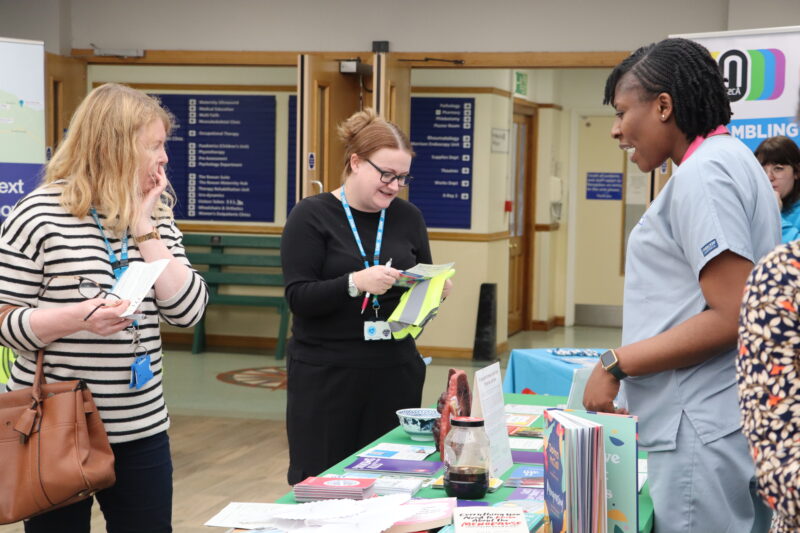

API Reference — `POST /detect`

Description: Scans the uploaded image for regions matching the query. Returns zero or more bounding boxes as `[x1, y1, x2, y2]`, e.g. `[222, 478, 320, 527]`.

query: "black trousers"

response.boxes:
[286, 355, 426, 485]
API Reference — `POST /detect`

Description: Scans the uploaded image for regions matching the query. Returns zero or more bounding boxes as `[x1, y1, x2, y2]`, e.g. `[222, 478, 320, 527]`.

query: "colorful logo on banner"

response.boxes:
[712, 48, 786, 102]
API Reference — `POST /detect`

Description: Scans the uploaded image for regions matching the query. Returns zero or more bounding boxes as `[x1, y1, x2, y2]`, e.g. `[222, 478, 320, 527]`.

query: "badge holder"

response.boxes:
[128, 328, 153, 389]
[364, 301, 391, 341]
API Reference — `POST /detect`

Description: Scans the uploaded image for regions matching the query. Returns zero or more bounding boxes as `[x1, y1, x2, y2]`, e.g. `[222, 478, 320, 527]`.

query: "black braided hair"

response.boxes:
[603, 38, 731, 142]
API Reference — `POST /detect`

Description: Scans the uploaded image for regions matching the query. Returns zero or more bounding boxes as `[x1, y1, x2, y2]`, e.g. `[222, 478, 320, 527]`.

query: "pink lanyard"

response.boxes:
[681, 125, 729, 163]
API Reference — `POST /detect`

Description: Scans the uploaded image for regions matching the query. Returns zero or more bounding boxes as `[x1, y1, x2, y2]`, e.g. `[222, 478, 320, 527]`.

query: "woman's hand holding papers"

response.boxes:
[353, 264, 401, 296]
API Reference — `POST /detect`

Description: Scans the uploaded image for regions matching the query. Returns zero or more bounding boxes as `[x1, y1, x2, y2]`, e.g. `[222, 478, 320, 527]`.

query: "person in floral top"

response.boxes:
[738, 240, 800, 533]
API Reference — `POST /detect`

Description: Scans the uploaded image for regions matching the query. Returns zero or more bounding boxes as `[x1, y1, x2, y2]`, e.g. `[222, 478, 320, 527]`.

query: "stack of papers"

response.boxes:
[393, 262, 455, 289]
[344, 457, 444, 477]
[505, 465, 544, 488]
[322, 473, 424, 497]
[293, 476, 376, 502]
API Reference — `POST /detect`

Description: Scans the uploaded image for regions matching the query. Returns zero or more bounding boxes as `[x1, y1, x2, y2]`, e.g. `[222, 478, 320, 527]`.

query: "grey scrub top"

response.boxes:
[620, 134, 780, 452]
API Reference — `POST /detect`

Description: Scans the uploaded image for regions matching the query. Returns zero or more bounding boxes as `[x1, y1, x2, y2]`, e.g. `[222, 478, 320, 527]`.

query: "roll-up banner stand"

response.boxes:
[0, 37, 45, 222]
[674, 26, 800, 151]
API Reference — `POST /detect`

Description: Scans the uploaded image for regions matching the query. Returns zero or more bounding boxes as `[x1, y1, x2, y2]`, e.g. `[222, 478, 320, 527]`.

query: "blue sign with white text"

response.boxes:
[0, 162, 42, 220]
[153, 93, 276, 222]
[409, 97, 474, 229]
[586, 172, 623, 200]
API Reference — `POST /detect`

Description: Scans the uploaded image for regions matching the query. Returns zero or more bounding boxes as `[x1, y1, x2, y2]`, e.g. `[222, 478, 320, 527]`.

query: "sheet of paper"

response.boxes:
[566, 366, 592, 410]
[504, 404, 546, 416]
[203, 501, 293, 529]
[508, 437, 543, 450]
[472, 362, 514, 478]
[111, 258, 170, 316]
[400, 262, 454, 277]
[358, 442, 435, 461]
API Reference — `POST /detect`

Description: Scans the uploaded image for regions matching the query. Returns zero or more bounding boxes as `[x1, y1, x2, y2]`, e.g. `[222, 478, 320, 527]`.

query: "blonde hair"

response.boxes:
[337, 108, 414, 181]
[42, 83, 175, 234]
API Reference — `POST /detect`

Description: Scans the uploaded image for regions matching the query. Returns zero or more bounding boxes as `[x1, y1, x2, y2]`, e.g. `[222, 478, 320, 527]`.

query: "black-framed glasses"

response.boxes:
[365, 158, 414, 187]
[42, 276, 120, 321]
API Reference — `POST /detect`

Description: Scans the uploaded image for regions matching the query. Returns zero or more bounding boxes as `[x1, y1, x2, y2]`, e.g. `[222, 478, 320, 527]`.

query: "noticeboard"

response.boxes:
[152, 93, 277, 223]
[409, 97, 474, 229]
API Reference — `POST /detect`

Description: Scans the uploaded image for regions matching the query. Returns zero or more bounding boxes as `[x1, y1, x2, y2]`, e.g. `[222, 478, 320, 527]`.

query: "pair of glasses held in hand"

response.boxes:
[42, 275, 126, 321]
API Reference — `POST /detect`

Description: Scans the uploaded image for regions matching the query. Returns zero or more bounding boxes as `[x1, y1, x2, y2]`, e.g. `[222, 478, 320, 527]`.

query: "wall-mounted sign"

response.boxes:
[409, 97, 474, 229]
[586, 172, 623, 200]
[491, 128, 509, 153]
[153, 93, 276, 222]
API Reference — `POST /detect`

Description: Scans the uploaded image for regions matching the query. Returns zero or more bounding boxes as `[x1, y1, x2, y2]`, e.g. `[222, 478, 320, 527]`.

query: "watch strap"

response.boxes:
[133, 228, 160, 244]
[602, 349, 627, 380]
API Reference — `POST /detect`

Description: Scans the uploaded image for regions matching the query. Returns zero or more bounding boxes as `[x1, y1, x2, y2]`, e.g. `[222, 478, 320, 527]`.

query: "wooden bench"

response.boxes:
[183, 234, 289, 359]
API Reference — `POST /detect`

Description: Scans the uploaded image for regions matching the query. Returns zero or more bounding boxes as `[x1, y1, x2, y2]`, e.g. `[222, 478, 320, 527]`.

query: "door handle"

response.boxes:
[311, 180, 324, 194]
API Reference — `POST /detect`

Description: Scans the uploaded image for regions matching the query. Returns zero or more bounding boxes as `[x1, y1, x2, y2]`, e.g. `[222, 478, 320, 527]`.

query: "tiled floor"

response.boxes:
[163, 326, 622, 420]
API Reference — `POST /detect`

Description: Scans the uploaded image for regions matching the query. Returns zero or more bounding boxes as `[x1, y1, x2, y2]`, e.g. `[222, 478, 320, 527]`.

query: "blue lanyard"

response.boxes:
[340, 188, 385, 311]
[90, 208, 129, 281]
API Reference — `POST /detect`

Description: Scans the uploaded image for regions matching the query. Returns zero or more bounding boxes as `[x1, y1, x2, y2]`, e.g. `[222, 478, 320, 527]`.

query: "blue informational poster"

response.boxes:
[287, 94, 297, 216]
[586, 172, 623, 200]
[153, 93, 276, 222]
[409, 97, 474, 229]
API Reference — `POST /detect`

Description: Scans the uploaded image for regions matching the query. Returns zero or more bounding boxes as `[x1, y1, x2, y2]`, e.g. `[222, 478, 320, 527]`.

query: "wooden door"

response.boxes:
[373, 53, 411, 199]
[508, 110, 535, 334]
[296, 54, 361, 201]
[45, 53, 86, 154]
[372, 52, 410, 134]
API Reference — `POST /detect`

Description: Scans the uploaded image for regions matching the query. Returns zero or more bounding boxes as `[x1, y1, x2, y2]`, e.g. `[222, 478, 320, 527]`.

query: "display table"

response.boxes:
[502, 348, 602, 396]
[277, 393, 653, 533]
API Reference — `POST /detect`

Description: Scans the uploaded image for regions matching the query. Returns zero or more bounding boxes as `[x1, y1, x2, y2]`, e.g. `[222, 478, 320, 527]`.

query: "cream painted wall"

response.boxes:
[574, 115, 625, 307]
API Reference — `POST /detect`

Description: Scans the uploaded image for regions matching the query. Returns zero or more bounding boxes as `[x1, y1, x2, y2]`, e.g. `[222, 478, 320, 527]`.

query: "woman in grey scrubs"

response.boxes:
[582, 38, 778, 533]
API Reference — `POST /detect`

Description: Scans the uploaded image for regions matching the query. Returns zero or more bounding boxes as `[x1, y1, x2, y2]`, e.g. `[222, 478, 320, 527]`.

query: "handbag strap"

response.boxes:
[0, 305, 45, 401]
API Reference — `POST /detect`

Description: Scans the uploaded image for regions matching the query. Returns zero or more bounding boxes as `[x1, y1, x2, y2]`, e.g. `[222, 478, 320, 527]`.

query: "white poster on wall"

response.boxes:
[675, 26, 800, 151]
[0, 37, 45, 221]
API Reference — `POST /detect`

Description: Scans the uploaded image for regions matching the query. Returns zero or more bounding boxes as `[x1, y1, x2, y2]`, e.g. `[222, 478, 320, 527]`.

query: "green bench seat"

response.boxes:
[183, 234, 289, 359]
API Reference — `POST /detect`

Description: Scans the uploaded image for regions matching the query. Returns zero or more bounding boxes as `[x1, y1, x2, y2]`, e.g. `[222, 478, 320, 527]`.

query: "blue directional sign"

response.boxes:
[409, 97, 474, 229]
[153, 93, 276, 222]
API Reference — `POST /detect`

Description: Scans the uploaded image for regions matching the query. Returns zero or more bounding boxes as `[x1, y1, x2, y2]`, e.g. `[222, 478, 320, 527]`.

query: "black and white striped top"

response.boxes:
[0, 184, 208, 443]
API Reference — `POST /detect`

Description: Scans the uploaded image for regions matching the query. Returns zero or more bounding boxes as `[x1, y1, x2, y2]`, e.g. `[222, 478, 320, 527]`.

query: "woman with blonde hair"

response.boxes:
[281, 108, 451, 484]
[0, 82, 208, 532]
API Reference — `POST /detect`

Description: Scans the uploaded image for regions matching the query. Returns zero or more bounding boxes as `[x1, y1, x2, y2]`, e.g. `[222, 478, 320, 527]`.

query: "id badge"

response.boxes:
[364, 320, 391, 341]
[129, 353, 154, 389]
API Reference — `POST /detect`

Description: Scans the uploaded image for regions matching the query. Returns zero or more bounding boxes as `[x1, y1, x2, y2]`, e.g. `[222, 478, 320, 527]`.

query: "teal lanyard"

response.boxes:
[340, 188, 385, 312]
[90, 208, 129, 281]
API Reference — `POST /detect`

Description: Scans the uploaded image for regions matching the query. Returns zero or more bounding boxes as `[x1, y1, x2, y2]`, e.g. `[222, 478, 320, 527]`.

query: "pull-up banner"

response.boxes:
[677, 26, 800, 151]
[0, 37, 44, 222]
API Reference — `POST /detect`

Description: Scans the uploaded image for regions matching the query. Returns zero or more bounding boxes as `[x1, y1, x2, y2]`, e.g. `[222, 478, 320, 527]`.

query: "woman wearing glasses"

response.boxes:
[0, 83, 208, 532]
[281, 108, 452, 484]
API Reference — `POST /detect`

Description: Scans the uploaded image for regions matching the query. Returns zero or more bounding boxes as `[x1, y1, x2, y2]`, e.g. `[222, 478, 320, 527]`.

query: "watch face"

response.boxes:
[600, 350, 616, 368]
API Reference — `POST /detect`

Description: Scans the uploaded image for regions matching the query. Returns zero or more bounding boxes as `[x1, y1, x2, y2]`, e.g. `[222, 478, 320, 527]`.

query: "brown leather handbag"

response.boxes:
[0, 305, 116, 524]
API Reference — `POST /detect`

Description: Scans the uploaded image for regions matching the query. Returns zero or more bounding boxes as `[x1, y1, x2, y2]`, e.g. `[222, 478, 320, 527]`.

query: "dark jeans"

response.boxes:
[24, 431, 173, 533]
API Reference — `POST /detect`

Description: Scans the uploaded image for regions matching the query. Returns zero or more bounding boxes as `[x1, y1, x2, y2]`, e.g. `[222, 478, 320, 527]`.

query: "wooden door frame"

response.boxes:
[513, 99, 538, 331]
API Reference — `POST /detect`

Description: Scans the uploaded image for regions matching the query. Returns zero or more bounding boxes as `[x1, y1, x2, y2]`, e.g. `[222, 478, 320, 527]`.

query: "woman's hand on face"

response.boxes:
[353, 265, 401, 295]
[138, 164, 168, 232]
[80, 298, 135, 336]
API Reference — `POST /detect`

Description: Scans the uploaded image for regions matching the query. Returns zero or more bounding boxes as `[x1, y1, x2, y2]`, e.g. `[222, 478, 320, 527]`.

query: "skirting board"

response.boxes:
[529, 316, 566, 331]
[574, 305, 623, 327]
[163, 332, 508, 359]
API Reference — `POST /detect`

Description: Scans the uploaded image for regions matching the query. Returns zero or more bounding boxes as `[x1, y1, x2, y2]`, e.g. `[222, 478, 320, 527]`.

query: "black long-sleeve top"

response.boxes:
[281, 192, 432, 368]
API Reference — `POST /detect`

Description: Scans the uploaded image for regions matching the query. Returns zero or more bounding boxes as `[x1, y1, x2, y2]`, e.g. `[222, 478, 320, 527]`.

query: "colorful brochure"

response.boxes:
[344, 456, 444, 477]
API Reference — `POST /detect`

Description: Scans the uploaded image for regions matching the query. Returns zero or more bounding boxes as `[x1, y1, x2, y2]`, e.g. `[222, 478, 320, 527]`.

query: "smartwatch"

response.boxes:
[347, 273, 362, 298]
[599, 349, 627, 380]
